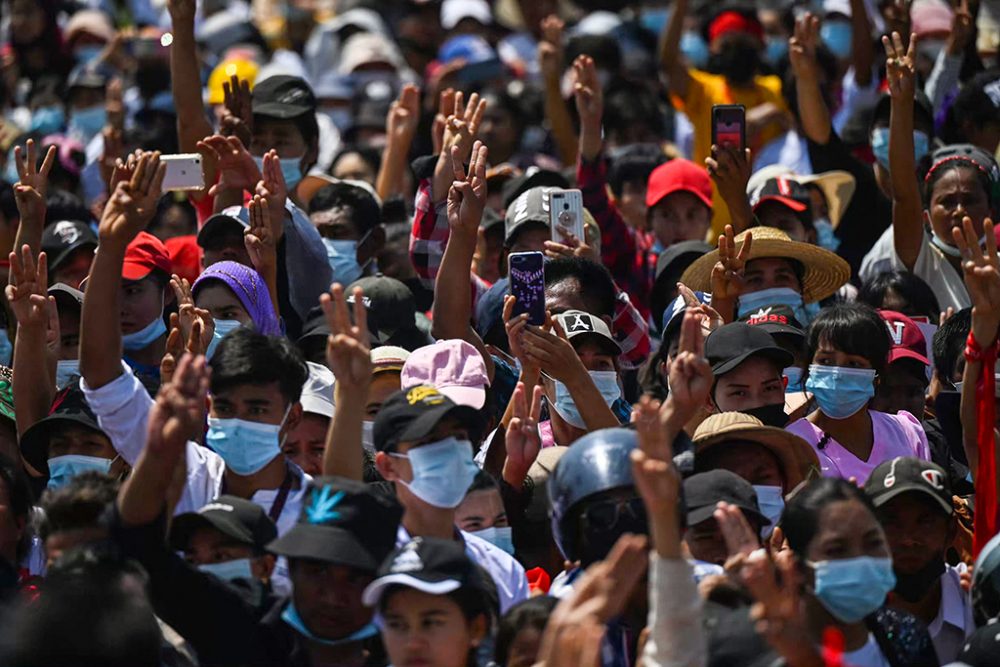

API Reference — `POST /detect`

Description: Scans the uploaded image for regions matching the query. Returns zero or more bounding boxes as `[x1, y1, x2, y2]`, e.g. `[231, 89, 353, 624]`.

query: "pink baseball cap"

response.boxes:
[879, 310, 929, 366]
[401, 340, 490, 409]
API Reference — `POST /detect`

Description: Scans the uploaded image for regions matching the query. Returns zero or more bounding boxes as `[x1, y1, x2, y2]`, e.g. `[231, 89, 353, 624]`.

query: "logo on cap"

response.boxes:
[306, 486, 344, 525]
[406, 386, 445, 406]
[390, 540, 424, 573]
[921, 469, 945, 490]
[885, 321, 906, 346]
[567, 313, 593, 333]
[53, 221, 82, 245]
[200, 503, 235, 514]
[346, 294, 372, 308]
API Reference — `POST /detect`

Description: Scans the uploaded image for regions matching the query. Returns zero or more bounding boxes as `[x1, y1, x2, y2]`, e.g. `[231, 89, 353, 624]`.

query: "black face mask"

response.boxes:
[743, 403, 789, 428]
[893, 555, 946, 602]
[708, 42, 760, 86]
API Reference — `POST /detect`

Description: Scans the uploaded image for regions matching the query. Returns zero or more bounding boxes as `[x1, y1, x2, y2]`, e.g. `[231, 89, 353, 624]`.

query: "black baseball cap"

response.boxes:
[373, 385, 484, 453]
[362, 536, 493, 607]
[738, 304, 804, 339]
[20, 385, 107, 476]
[705, 322, 793, 376]
[863, 456, 953, 516]
[41, 220, 98, 272]
[650, 240, 712, 326]
[169, 495, 278, 552]
[347, 275, 431, 349]
[268, 477, 403, 572]
[683, 469, 770, 527]
[48, 283, 84, 313]
[252, 75, 317, 119]
[197, 206, 249, 249]
[748, 176, 812, 216]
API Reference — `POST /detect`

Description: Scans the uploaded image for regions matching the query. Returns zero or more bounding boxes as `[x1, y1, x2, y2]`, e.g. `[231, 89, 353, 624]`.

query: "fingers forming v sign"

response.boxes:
[447, 140, 488, 235]
[666, 310, 714, 419]
[953, 217, 1000, 344]
[504, 381, 543, 483]
[320, 284, 373, 391]
[711, 224, 752, 301]
[14, 138, 57, 197]
[882, 31, 917, 99]
[6, 245, 48, 328]
[245, 194, 277, 273]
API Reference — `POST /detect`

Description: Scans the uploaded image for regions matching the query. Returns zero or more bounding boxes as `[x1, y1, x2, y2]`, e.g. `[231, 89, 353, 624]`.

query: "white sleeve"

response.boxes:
[642, 556, 706, 667]
[80, 363, 154, 466]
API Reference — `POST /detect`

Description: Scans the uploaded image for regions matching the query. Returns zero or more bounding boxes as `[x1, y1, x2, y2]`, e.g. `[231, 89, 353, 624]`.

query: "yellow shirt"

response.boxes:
[671, 69, 789, 236]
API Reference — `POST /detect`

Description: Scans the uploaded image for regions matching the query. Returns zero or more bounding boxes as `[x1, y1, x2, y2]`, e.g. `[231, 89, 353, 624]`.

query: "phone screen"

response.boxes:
[712, 105, 746, 150]
[508, 252, 546, 326]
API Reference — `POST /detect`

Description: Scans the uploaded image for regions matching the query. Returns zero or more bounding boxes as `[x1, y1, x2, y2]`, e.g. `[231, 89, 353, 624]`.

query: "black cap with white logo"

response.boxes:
[863, 457, 953, 516]
[41, 220, 98, 272]
[252, 75, 317, 119]
[169, 495, 277, 551]
[362, 537, 493, 607]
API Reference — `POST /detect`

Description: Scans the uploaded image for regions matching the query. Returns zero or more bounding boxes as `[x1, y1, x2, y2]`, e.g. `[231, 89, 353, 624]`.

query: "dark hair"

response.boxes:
[209, 328, 309, 404]
[940, 70, 1000, 145]
[44, 189, 93, 226]
[804, 303, 892, 377]
[858, 270, 941, 322]
[479, 88, 527, 134]
[782, 477, 878, 556]
[0, 546, 161, 667]
[0, 454, 34, 561]
[149, 193, 197, 239]
[0, 182, 18, 223]
[544, 257, 617, 319]
[932, 308, 972, 382]
[308, 181, 381, 235]
[330, 145, 382, 179]
[603, 86, 666, 145]
[565, 34, 621, 74]
[467, 470, 500, 495]
[38, 472, 119, 542]
[494, 596, 558, 666]
[923, 157, 995, 211]
[607, 144, 667, 198]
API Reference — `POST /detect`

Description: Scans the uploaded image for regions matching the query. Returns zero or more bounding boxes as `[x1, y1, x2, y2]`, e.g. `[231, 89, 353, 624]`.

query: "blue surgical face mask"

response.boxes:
[784, 366, 804, 393]
[820, 21, 852, 60]
[805, 364, 876, 419]
[752, 485, 784, 536]
[199, 558, 254, 582]
[814, 217, 841, 252]
[551, 370, 622, 429]
[870, 128, 929, 170]
[680, 31, 710, 69]
[473, 526, 514, 555]
[765, 38, 788, 65]
[56, 359, 81, 390]
[206, 405, 290, 476]
[122, 314, 167, 351]
[282, 601, 379, 645]
[47, 454, 116, 490]
[810, 556, 896, 622]
[391, 437, 478, 509]
[322, 236, 366, 286]
[69, 105, 107, 142]
[252, 155, 303, 190]
[30, 105, 65, 134]
[74, 45, 103, 65]
[736, 287, 808, 322]
[206, 319, 244, 359]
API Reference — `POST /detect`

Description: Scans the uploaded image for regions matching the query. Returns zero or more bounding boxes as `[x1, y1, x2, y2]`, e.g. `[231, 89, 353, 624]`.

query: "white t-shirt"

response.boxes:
[842, 633, 891, 667]
[928, 565, 975, 664]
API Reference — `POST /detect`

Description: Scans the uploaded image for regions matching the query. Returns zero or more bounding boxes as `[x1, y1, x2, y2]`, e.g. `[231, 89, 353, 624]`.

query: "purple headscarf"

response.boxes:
[192, 261, 282, 336]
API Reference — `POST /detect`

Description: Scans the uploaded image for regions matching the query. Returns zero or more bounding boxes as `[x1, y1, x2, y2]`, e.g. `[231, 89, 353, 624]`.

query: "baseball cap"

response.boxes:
[739, 304, 805, 339]
[879, 310, 930, 366]
[474, 278, 508, 343]
[661, 291, 711, 343]
[251, 75, 316, 119]
[347, 275, 431, 350]
[122, 231, 171, 281]
[645, 158, 712, 210]
[165, 235, 202, 286]
[705, 322, 793, 376]
[554, 310, 622, 356]
[362, 537, 493, 606]
[373, 385, 484, 452]
[169, 495, 278, 552]
[863, 456, 952, 516]
[441, 0, 492, 30]
[197, 206, 250, 249]
[65, 10, 115, 45]
[501, 169, 568, 209]
[269, 477, 403, 572]
[372, 346, 410, 374]
[301, 362, 335, 419]
[504, 187, 554, 245]
[748, 176, 811, 215]
[337, 32, 403, 75]
[683, 469, 769, 527]
[20, 385, 108, 476]
[41, 220, 98, 272]
[911, 1, 953, 37]
[401, 340, 490, 409]
[650, 241, 712, 325]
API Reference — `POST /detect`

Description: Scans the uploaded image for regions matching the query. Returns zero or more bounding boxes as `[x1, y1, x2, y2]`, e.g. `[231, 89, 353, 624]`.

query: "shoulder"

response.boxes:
[785, 418, 820, 444]
[876, 411, 929, 450]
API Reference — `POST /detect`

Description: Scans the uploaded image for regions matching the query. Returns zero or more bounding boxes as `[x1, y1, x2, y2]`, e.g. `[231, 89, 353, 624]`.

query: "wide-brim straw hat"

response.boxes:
[680, 226, 850, 304]
[746, 167, 856, 229]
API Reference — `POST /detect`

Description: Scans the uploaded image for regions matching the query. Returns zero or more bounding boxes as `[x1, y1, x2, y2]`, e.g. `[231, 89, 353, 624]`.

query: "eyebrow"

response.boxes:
[463, 515, 484, 522]
[243, 399, 273, 407]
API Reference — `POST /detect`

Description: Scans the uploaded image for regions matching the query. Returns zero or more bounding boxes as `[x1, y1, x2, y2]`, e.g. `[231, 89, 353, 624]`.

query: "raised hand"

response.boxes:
[148, 353, 209, 459]
[788, 12, 821, 79]
[166, 0, 196, 23]
[13, 139, 56, 203]
[665, 311, 713, 421]
[503, 295, 549, 372]
[543, 228, 600, 264]
[197, 135, 261, 196]
[442, 91, 487, 163]
[716, 501, 762, 566]
[446, 140, 488, 236]
[573, 55, 603, 132]
[432, 88, 456, 156]
[255, 150, 289, 224]
[882, 31, 917, 99]
[538, 15, 566, 82]
[954, 217, 1000, 346]
[503, 381, 543, 489]
[220, 74, 253, 145]
[632, 395, 670, 460]
[245, 194, 278, 275]
[631, 396, 683, 558]
[948, 0, 975, 55]
[706, 145, 753, 217]
[521, 318, 585, 382]
[387, 84, 421, 146]
[106, 78, 125, 131]
[321, 284, 373, 391]
[169, 275, 214, 353]
[710, 225, 752, 304]
[6, 245, 49, 328]
[98, 151, 166, 249]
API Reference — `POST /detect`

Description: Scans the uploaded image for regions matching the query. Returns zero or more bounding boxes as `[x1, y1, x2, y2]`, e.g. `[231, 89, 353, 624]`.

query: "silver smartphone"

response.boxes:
[160, 153, 204, 191]
[549, 188, 585, 244]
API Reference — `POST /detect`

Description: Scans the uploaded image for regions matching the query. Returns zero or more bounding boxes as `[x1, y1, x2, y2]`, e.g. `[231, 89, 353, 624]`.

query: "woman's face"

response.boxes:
[926, 166, 992, 242]
[194, 283, 252, 325]
[805, 498, 891, 564]
[810, 338, 874, 371]
[382, 588, 485, 667]
[332, 152, 376, 185]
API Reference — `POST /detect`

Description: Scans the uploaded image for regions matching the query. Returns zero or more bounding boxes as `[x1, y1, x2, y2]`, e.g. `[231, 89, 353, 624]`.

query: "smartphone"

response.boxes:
[160, 154, 204, 191]
[711, 104, 746, 150]
[549, 189, 585, 244]
[508, 251, 546, 326]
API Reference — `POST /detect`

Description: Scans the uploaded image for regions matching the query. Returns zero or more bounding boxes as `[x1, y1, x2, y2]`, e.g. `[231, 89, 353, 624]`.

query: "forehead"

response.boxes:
[931, 166, 985, 195]
[212, 381, 284, 402]
[253, 118, 303, 139]
[745, 257, 798, 274]
[545, 279, 589, 313]
[813, 499, 879, 541]
[194, 282, 242, 307]
[717, 355, 784, 383]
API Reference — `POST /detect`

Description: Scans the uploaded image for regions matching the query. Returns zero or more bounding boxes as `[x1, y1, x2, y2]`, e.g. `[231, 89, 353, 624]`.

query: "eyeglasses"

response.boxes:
[581, 497, 646, 531]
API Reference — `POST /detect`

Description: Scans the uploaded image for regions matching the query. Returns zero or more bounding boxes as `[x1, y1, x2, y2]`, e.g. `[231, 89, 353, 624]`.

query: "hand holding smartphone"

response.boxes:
[508, 251, 546, 326]
[160, 153, 204, 191]
[711, 104, 746, 151]
[549, 188, 585, 244]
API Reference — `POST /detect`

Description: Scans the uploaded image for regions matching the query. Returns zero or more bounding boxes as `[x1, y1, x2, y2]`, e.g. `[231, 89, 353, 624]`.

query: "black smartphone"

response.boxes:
[508, 251, 546, 326]
[711, 104, 746, 150]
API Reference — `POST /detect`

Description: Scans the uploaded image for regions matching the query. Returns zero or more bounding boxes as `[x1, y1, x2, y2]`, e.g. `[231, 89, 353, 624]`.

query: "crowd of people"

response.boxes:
[0, 0, 1000, 665]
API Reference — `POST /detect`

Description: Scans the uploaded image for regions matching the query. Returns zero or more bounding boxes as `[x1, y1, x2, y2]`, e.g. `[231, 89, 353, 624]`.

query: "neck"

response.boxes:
[810, 408, 874, 459]
[401, 494, 458, 540]
[126, 335, 166, 366]
[806, 596, 870, 651]
[305, 639, 368, 667]
[888, 579, 943, 625]
[224, 455, 287, 498]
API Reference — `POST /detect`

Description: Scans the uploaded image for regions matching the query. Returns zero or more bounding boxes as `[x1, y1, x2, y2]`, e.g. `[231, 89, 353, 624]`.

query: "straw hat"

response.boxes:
[746, 166, 856, 229]
[680, 226, 850, 304]
[693, 412, 819, 489]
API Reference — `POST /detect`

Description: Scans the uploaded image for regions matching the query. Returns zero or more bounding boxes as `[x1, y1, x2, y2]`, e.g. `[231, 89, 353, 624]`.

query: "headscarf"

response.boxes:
[192, 261, 282, 336]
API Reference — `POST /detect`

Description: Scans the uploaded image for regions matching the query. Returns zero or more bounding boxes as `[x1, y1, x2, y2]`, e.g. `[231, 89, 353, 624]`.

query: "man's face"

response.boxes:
[455, 488, 508, 533]
[508, 224, 550, 255]
[119, 277, 164, 334]
[57, 306, 81, 360]
[366, 372, 402, 420]
[375, 417, 470, 491]
[712, 356, 785, 413]
[872, 361, 928, 418]
[649, 192, 711, 247]
[48, 424, 116, 460]
[209, 381, 300, 441]
[618, 181, 648, 231]
[282, 413, 329, 477]
[201, 231, 252, 269]
[290, 559, 374, 639]
[251, 118, 307, 161]
[876, 492, 951, 576]
[184, 525, 255, 565]
[755, 204, 814, 244]
[685, 518, 728, 566]
[697, 441, 785, 489]
[331, 153, 376, 184]
[741, 258, 802, 295]
[51, 247, 94, 289]
[574, 338, 616, 373]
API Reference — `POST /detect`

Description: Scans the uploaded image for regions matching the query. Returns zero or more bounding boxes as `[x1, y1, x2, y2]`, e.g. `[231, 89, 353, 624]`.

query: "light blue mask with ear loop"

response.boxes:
[809, 557, 896, 622]
[47, 454, 118, 490]
[752, 485, 784, 536]
[389, 437, 479, 509]
[282, 602, 379, 646]
[322, 230, 371, 286]
[206, 319, 244, 359]
[252, 155, 303, 190]
[122, 307, 168, 351]
[56, 359, 81, 389]
[206, 404, 291, 475]
[199, 558, 254, 582]
[548, 371, 622, 429]
[472, 526, 515, 555]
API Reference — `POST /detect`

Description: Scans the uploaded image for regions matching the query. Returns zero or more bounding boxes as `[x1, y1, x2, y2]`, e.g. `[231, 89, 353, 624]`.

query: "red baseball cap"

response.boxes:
[164, 234, 202, 285]
[879, 310, 929, 366]
[646, 159, 713, 210]
[122, 231, 172, 281]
